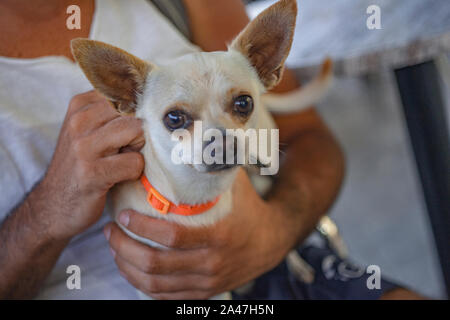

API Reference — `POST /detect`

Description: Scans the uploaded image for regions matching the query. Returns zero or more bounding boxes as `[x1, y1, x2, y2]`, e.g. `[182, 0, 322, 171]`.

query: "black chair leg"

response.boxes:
[395, 61, 450, 298]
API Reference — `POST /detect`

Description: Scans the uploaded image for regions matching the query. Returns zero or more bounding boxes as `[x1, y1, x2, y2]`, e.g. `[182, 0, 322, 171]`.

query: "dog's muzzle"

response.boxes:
[203, 133, 239, 172]
[205, 163, 238, 172]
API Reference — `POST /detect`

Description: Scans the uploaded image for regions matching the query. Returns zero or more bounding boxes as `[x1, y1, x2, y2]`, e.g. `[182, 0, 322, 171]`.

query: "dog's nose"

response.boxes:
[203, 130, 238, 171]
[206, 163, 237, 172]
[203, 136, 232, 162]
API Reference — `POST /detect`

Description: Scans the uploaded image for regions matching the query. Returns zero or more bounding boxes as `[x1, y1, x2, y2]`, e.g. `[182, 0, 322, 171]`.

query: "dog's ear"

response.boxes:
[230, 0, 297, 90]
[71, 38, 152, 114]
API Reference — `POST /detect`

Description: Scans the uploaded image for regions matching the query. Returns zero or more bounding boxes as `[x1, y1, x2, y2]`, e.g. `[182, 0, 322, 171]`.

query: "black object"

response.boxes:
[395, 61, 450, 298]
[233, 243, 399, 300]
[149, 0, 191, 40]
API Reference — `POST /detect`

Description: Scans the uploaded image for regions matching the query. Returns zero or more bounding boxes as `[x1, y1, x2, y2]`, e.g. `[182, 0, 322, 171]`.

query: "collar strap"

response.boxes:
[140, 175, 220, 216]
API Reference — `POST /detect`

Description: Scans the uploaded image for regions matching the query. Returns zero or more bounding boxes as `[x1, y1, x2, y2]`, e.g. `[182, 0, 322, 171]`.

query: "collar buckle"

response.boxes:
[146, 187, 170, 214]
[140, 175, 220, 216]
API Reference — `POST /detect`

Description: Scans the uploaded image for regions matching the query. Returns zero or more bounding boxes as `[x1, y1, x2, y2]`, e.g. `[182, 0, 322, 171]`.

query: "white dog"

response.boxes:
[71, 0, 331, 299]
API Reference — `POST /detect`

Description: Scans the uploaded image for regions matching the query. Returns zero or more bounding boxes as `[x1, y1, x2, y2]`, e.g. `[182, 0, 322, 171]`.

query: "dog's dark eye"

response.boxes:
[163, 110, 192, 131]
[233, 95, 253, 116]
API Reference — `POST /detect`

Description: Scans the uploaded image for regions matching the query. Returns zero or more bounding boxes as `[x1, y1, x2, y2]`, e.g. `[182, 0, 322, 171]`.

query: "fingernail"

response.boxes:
[110, 247, 116, 258]
[119, 212, 130, 227]
[104, 227, 111, 240]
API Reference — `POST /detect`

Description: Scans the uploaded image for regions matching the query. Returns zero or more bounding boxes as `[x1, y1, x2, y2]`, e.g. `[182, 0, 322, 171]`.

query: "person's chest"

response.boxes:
[0, 0, 94, 60]
[0, 0, 199, 203]
[0, 0, 200, 299]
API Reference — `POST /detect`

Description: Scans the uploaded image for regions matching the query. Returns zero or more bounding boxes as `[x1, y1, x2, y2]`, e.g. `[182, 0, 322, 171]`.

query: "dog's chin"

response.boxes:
[193, 163, 240, 175]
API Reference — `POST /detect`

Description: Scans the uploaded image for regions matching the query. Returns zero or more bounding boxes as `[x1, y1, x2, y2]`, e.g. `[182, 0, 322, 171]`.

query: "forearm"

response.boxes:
[0, 182, 70, 299]
[267, 111, 345, 247]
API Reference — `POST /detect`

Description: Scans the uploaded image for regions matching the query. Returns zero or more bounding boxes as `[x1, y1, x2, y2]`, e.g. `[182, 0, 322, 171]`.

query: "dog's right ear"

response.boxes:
[71, 38, 152, 114]
[230, 0, 297, 90]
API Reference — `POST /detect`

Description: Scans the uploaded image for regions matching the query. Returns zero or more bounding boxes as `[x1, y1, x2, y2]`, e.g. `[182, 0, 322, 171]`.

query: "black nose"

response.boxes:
[206, 163, 237, 172]
[203, 130, 238, 171]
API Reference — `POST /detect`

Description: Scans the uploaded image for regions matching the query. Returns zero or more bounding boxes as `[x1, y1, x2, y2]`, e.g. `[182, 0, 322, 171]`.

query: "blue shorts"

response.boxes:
[232, 242, 399, 300]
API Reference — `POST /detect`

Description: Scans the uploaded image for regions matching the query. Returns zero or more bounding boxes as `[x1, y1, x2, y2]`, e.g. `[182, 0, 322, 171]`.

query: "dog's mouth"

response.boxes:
[203, 157, 269, 173]
[204, 163, 239, 173]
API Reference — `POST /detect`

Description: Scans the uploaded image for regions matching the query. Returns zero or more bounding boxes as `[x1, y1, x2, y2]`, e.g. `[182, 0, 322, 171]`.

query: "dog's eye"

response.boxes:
[163, 110, 192, 131]
[233, 95, 254, 116]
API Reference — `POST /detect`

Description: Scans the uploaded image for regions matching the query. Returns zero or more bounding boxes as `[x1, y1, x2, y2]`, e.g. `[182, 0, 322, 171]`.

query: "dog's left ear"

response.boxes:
[230, 0, 297, 90]
[71, 38, 152, 114]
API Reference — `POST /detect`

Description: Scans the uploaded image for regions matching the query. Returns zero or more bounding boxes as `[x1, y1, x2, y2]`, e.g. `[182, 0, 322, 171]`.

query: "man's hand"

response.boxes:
[104, 170, 297, 300]
[39, 91, 144, 240]
[0, 90, 145, 298]
[104, 104, 345, 300]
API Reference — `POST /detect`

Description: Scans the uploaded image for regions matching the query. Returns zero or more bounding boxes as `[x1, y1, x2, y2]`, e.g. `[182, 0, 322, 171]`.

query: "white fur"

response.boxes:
[109, 50, 274, 301]
[108, 46, 327, 301]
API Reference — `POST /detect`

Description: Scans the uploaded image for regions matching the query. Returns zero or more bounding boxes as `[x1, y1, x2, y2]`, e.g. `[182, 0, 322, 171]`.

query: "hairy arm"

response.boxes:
[268, 110, 345, 245]
[0, 186, 70, 299]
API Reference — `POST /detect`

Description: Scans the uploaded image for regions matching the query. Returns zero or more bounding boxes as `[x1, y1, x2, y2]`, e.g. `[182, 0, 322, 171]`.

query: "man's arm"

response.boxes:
[268, 110, 345, 245]
[0, 91, 144, 299]
[0, 190, 70, 299]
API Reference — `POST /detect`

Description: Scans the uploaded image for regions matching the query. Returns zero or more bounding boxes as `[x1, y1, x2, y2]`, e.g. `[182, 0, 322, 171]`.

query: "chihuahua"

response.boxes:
[72, 0, 331, 298]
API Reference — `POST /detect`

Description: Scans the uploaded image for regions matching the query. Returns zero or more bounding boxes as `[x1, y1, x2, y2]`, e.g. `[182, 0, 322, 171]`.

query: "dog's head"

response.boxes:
[71, 0, 296, 177]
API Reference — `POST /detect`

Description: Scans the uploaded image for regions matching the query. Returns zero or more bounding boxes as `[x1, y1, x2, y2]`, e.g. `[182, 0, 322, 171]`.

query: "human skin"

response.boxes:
[0, 88, 145, 298]
[0, 0, 419, 300]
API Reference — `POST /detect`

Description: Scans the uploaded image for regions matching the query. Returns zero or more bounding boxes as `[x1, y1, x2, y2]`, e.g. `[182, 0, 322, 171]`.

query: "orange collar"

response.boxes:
[140, 175, 220, 216]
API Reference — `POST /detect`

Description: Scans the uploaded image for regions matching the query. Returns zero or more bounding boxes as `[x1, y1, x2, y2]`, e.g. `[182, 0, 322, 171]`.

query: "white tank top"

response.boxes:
[0, 0, 198, 299]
